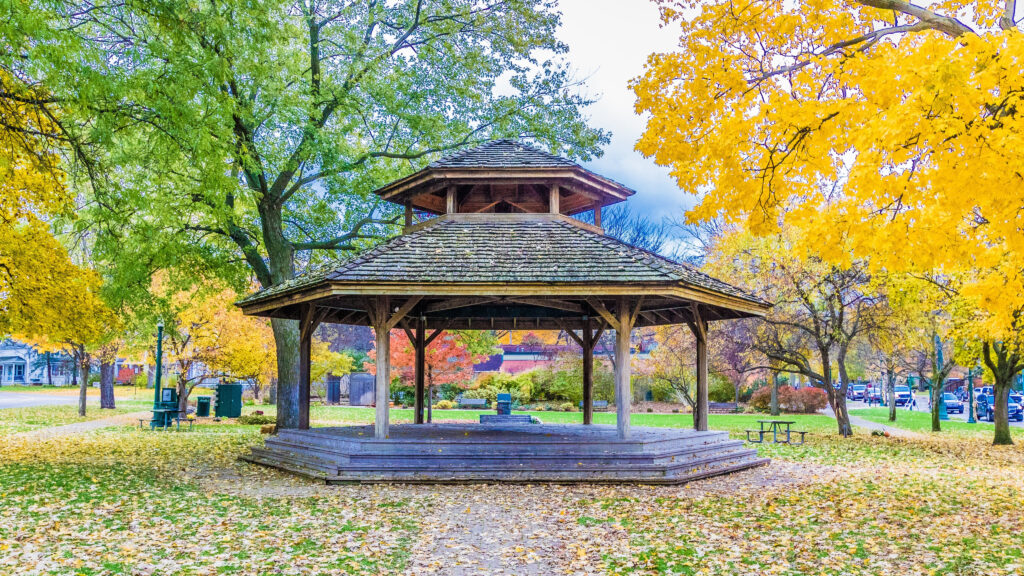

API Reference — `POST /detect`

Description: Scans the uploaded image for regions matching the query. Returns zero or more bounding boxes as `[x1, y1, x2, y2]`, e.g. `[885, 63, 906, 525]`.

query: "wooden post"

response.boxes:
[298, 304, 315, 430]
[446, 186, 457, 214]
[404, 202, 413, 227]
[582, 316, 594, 425]
[594, 205, 602, 229]
[615, 296, 632, 440]
[549, 184, 560, 214]
[689, 305, 709, 432]
[414, 317, 426, 424]
[373, 296, 391, 439]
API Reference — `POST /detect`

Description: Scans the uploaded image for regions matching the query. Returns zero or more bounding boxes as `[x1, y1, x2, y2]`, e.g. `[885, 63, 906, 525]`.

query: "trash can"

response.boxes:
[195, 396, 211, 417]
[214, 383, 243, 418]
[349, 373, 375, 406]
[326, 376, 341, 405]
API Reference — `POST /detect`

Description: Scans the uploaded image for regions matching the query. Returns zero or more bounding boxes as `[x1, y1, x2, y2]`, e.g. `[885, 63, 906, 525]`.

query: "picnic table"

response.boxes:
[140, 408, 194, 431]
[746, 419, 806, 445]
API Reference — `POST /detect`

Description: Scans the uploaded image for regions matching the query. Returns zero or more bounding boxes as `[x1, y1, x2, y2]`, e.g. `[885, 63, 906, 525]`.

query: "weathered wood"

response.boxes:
[689, 305, 709, 432]
[594, 205, 602, 228]
[582, 316, 594, 426]
[446, 185, 457, 214]
[587, 298, 620, 330]
[414, 317, 426, 425]
[404, 202, 412, 226]
[549, 184, 560, 214]
[244, 423, 769, 484]
[298, 303, 315, 430]
[615, 296, 633, 440]
[373, 296, 391, 439]
[385, 295, 422, 330]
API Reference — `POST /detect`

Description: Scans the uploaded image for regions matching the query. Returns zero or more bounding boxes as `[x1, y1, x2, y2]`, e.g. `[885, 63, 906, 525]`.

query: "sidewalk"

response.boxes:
[11, 411, 151, 440]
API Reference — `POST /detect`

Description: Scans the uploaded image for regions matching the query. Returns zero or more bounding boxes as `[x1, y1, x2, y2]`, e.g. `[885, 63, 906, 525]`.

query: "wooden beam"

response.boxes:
[423, 297, 500, 314]
[688, 304, 709, 432]
[615, 296, 633, 440]
[373, 296, 391, 439]
[385, 296, 423, 330]
[446, 185, 457, 214]
[404, 202, 412, 226]
[586, 298, 619, 330]
[629, 296, 645, 328]
[424, 318, 454, 346]
[557, 320, 584, 347]
[594, 204, 602, 229]
[297, 303, 316, 430]
[414, 318, 426, 425]
[549, 184, 560, 214]
[582, 316, 595, 425]
[504, 297, 584, 314]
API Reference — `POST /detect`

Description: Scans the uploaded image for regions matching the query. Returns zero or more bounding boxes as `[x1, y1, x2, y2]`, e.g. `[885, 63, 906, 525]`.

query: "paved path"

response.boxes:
[0, 392, 77, 409]
[11, 411, 151, 440]
[846, 414, 923, 439]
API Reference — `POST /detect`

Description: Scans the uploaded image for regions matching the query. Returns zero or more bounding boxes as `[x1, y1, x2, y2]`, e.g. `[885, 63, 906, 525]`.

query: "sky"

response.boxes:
[556, 0, 691, 223]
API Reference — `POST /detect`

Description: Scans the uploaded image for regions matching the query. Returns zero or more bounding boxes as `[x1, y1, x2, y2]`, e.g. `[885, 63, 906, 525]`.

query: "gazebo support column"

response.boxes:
[370, 295, 422, 439]
[414, 318, 426, 424]
[562, 318, 606, 426]
[614, 299, 633, 439]
[689, 305, 709, 432]
[582, 321, 594, 425]
[297, 304, 328, 430]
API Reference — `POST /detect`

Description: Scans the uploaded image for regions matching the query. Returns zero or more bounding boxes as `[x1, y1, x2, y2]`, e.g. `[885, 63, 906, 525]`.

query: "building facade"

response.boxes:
[0, 339, 76, 386]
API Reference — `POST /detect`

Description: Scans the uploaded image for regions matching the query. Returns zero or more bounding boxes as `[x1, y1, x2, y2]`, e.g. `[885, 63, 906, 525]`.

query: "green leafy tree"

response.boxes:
[10, 1, 607, 428]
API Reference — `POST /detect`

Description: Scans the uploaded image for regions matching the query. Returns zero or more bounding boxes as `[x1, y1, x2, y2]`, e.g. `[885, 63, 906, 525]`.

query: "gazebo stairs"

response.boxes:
[242, 424, 769, 484]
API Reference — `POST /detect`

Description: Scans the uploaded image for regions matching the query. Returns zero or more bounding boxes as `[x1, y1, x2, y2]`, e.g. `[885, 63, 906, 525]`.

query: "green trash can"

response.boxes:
[214, 383, 243, 418]
[196, 396, 211, 418]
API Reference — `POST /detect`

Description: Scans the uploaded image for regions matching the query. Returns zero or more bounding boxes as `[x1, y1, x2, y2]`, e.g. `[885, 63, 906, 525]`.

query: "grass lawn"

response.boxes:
[850, 407, 1024, 439]
[3, 403, 1024, 575]
[0, 400, 151, 434]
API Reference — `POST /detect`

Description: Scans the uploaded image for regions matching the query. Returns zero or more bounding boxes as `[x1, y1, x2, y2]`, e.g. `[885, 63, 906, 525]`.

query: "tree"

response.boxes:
[13, 1, 607, 430]
[709, 230, 881, 436]
[648, 324, 697, 408]
[633, 1, 1024, 431]
[368, 330, 482, 422]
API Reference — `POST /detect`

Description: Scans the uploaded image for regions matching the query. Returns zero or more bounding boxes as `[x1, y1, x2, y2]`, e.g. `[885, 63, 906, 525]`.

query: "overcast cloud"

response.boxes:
[557, 0, 691, 223]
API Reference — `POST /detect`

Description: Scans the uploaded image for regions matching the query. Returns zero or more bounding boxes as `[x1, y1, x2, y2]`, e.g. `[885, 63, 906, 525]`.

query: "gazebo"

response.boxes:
[238, 140, 770, 483]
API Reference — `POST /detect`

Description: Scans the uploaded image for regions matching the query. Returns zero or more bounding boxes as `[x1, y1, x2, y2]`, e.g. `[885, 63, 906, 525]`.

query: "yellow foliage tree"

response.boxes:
[634, 0, 1024, 443]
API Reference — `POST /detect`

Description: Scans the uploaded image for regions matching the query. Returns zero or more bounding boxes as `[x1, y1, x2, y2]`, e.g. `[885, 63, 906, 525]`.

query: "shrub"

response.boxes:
[750, 385, 828, 414]
[559, 402, 575, 412]
[434, 399, 456, 410]
[708, 375, 736, 403]
[238, 414, 275, 425]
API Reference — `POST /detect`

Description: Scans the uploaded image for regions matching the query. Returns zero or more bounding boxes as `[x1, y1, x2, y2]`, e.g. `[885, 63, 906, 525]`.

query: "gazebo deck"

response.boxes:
[243, 423, 769, 484]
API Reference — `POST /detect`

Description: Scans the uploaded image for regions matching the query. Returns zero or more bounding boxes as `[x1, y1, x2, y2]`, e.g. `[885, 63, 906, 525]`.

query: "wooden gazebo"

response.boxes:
[238, 140, 770, 483]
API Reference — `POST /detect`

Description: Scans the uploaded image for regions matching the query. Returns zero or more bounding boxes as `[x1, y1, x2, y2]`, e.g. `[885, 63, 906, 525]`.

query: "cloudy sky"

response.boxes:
[557, 0, 692, 223]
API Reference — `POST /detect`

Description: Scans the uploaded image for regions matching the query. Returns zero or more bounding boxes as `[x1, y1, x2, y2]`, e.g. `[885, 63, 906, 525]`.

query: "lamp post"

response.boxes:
[967, 364, 977, 424]
[153, 320, 164, 407]
[935, 335, 949, 421]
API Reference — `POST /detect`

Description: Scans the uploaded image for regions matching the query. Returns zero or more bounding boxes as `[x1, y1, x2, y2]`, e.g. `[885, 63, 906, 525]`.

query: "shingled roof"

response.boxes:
[238, 215, 765, 309]
[427, 139, 578, 169]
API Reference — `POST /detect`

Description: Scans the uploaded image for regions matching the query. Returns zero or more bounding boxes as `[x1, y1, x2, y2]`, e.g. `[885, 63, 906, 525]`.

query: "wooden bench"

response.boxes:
[579, 400, 610, 411]
[709, 402, 739, 414]
[457, 398, 488, 409]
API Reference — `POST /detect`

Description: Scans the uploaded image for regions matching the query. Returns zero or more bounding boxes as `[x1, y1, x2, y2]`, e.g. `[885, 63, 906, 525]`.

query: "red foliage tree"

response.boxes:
[366, 330, 483, 419]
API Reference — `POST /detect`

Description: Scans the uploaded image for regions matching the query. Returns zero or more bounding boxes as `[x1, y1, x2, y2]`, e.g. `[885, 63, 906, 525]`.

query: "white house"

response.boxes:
[0, 339, 76, 386]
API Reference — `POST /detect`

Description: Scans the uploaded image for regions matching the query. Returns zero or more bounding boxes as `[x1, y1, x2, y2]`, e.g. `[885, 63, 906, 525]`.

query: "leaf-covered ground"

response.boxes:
[1, 405, 1022, 575]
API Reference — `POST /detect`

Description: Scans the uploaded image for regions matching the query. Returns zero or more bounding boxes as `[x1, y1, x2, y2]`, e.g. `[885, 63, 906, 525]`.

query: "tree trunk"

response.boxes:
[99, 360, 116, 409]
[930, 380, 941, 432]
[887, 371, 896, 422]
[46, 352, 53, 386]
[983, 341, 1021, 446]
[830, 353, 853, 437]
[770, 372, 780, 416]
[178, 379, 190, 415]
[271, 318, 301, 429]
[77, 347, 90, 417]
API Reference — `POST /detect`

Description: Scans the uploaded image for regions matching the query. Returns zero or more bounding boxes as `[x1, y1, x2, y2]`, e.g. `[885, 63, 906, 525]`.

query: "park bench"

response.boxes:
[578, 400, 610, 411]
[457, 398, 488, 409]
[138, 414, 194, 431]
[709, 402, 739, 414]
[745, 420, 807, 445]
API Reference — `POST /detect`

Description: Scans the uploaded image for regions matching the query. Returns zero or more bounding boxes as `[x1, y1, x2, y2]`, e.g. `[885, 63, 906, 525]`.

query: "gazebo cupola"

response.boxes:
[374, 139, 632, 230]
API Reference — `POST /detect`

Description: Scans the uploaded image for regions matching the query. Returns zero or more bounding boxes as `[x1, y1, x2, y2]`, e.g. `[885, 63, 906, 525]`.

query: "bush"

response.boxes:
[750, 385, 828, 414]
[238, 414, 276, 425]
[708, 375, 736, 403]
[434, 399, 456, 410]
[559, 402, 575, 412]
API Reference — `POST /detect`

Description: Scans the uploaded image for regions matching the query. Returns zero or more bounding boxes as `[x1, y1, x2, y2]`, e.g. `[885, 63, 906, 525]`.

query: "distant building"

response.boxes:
[0, 339, 75, 385]
[473, 341, 652, 375]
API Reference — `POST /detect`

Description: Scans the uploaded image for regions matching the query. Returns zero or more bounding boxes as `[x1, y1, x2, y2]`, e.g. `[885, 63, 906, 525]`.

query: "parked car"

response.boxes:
[942, 393, 964, 414]
[975, 392, 1024, 422]
[867, 386, 883, 403]
[894, 385, 913, 406]
[847, 385, 867, 401]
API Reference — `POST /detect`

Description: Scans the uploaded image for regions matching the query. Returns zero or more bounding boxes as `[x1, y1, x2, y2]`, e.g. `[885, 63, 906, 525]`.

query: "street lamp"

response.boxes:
[153, 320, 164, 407]
[967, 362, 978, 424]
